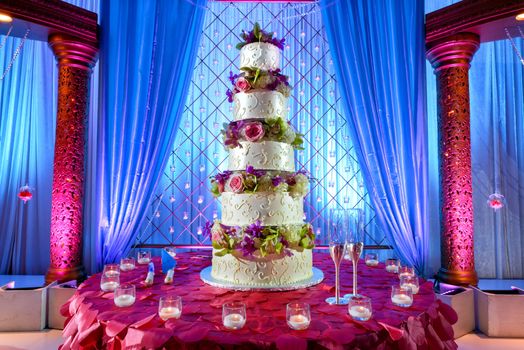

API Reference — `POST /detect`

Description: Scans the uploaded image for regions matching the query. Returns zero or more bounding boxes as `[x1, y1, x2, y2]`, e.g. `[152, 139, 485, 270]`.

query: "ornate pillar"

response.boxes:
[427, 33, 480, 286]
[45, 34, 98, 284]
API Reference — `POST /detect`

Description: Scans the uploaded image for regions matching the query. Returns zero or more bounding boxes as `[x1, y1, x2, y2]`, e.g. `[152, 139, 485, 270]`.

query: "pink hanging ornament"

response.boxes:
[487, 193, 505, 210]
[18, 185, 33, 203]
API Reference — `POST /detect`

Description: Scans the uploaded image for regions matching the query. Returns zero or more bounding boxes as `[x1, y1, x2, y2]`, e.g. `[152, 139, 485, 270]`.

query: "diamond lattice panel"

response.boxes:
[135, 1, 389, 249]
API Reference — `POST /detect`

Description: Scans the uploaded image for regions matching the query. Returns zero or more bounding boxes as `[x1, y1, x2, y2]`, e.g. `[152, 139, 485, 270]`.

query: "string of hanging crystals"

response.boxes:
[505, 26, 524, 66]
[0, 27, 30, 81]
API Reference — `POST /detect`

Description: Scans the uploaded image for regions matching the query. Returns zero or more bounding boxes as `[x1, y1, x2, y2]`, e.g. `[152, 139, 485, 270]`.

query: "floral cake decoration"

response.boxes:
[222, 117, 303, 149]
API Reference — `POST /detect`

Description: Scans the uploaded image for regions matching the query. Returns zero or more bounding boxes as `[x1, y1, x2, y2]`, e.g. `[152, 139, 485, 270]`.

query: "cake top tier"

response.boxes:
[237, 22, 284, 71]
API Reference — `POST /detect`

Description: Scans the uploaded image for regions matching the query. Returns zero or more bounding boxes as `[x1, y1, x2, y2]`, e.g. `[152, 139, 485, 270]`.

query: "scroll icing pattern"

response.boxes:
[239, 42, 280, 71]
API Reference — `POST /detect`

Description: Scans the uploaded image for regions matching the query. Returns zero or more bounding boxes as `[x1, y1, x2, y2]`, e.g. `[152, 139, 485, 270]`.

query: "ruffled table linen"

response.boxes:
[61, 252, 458, 349]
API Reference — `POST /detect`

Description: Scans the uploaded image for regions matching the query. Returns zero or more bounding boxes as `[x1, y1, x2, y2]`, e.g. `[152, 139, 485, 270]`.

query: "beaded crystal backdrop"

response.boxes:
[135, 1, 389, 250]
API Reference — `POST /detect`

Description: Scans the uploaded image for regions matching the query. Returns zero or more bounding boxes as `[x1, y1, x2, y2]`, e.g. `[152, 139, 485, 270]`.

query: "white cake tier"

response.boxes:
[239, 42, 281, 70]
[233, 90, 287, 121]
[211, 249, 313, 287]
[228, 141, 295, 172]
[221, 192, 304, 226]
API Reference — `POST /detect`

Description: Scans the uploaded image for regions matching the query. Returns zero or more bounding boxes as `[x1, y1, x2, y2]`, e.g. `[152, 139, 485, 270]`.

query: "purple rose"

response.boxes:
[272, 176, 283, 187]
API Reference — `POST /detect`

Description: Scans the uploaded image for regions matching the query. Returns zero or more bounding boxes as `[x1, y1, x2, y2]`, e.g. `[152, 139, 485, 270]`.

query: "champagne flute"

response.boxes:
[344, 208, 364, 299]
[325, 209, 349, 305]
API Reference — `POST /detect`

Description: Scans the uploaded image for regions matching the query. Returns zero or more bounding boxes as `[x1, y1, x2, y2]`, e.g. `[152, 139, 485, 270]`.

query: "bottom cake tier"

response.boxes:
[211, 249, 313, 287]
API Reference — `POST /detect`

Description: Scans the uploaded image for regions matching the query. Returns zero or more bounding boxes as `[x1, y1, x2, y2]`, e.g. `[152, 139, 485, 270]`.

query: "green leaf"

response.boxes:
[212, 241, 223, 250]
[236, 42, 245, 50]
[214, 248, 229, 257]
[253, 68, 261, 85]
[253, 22, 261, 40]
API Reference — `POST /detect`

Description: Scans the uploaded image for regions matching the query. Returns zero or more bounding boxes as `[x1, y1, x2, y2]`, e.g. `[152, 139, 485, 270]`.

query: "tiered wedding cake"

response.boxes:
[205, 24, 315, 288]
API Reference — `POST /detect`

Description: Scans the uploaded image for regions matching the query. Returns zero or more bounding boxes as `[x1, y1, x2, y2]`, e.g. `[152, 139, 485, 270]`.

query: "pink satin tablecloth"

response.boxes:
[61, 252, 458, 349]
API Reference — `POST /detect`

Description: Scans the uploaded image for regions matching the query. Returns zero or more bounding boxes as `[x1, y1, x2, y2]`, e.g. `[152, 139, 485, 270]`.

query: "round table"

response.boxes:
[60, 252, 458, 349]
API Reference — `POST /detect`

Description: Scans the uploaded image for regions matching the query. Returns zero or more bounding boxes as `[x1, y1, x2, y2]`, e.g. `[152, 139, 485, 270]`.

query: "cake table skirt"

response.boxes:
[60, 252, 458, 349]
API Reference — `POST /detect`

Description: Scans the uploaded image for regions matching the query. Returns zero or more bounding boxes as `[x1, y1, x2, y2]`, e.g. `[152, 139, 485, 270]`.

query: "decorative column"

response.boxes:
[45, 34, 98, 284]
[426, 33, 480, 286]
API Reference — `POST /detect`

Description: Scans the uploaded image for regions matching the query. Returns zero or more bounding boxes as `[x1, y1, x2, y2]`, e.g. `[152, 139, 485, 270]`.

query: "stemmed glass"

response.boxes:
[325, 208, 349, 305]
[344, 208, 364, 299]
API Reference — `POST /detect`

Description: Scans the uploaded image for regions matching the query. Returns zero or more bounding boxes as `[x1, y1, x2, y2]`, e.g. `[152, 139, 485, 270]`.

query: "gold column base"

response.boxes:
[437, 267, 478, 286]
[45, 265, 86, 285]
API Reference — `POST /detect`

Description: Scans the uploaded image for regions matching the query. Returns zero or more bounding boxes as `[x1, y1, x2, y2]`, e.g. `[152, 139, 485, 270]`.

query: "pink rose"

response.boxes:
[225, 173, 244, 193]
[235, 77, 251, 92]
[212, 228, 223, 244]
[218, 182, 225, 193]
[243, 122, 265, 142]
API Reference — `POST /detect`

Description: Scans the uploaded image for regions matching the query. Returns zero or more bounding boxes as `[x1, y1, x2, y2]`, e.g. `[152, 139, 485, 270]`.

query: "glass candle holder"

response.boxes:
[348, 295, 372, 321]
[399, 266, 415, 279]
[114, 284, 136, 307]
[391, 285, 413, 308]
[365, 253, 379, 267]
[137, 251, 151, 265]
[158, 295, 182, 320]
[120, 257, 136, 271]
[385, 258, 400, 273]
[100, 273, 120, 292]
[286, 302, 311, 330]
[103, 264, 120, 277]
[400, 275, 420, 294]
[222, 302, 246, 330]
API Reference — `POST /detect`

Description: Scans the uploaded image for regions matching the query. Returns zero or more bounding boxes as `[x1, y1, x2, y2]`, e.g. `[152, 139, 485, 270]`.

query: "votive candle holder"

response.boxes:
[222, 302, 246, 330]
[400, 275, 420, 294]
[365, 253, 379, 267]
[398, 266, 415, 279]
[114, 284, 136, 307]
[391, 285, 413, 308]
[348, 295, 372, 321]
[286, 302, 311, 330]
[137, 251, 151, 265]
[385, 258, 400, 273]
[158, 295, 182, 320]
[120, 257, 136, 271]
[103, 264, 120, 277]
[100, 273, 119, 292]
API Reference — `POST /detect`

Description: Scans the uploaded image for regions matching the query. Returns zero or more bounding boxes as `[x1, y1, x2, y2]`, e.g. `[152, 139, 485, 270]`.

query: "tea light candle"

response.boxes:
[114, 294, 136, 307]
[223, 313, 245, 329]
[100, 281, 119, 292]
[120, 262, 135, 271]
[391, 294, 413, 307]
[137, 257, 151, 264]
[386, 265, 399, 273]
[349, 305, 372, 319]
[159, 306, 181, 320]
[399, 266, 415, 278]
[288, 314, 310, 330]
[105, 270, 119, 277]
[401, 282, 419, 294]
[365, 259, 379, 267]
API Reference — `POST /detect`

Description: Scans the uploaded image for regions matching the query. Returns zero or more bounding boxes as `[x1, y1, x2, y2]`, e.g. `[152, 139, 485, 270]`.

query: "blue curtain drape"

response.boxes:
[321, 0, 429, 274]
[0, 38, 56, 274]
[0, 0, 98, 275]
[86, 0, 207, 270]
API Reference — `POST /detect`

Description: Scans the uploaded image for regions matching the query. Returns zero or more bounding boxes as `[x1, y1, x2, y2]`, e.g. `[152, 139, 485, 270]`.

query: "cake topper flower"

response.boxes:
[236, 22, 286, 50]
